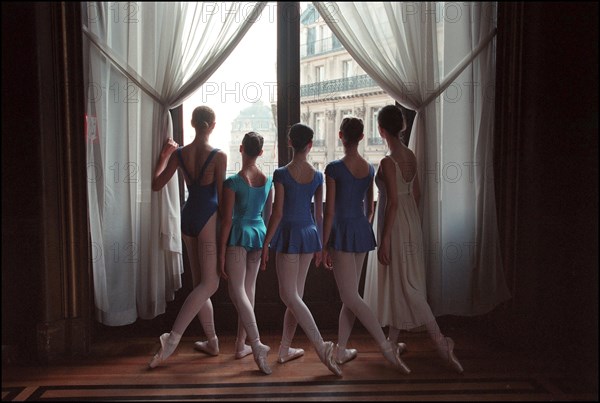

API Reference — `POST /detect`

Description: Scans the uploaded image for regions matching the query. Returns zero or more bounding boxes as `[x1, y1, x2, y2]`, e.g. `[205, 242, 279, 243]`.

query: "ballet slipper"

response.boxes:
[387, 337, 408, 355]
[439, 337, 464, 374]
[335, 344, 358, 365]
[235, 344, 253, 359]
[383, 340, 411, 374]
[317, 341, 343, 376]
[387, 337, 408, 354]
[398, 342, 408, 355]
[277, 347, 305, 363]
[148, 333, 178, 368]
[193, 337, 219, 356]
[252, 343, 272, 375]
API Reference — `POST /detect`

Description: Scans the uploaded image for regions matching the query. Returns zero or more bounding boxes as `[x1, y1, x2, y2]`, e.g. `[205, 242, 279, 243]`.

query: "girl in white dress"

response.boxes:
[363, 105, 463, 374]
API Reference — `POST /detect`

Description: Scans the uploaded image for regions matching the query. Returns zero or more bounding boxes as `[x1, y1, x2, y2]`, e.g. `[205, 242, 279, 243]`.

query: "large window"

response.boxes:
[82, 1, 505, 325]
[183, 3, 278, 179]
[182, 1, 400, 175]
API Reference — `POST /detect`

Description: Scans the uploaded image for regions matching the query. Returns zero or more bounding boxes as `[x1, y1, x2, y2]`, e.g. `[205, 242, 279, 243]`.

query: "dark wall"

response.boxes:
[1, 2, 45, 360]
[2, 2, 90, 363]
[510, 1, 598, 372]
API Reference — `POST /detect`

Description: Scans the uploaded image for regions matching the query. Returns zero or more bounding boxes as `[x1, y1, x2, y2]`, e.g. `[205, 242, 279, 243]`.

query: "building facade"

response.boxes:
[299, 4, 395, 173]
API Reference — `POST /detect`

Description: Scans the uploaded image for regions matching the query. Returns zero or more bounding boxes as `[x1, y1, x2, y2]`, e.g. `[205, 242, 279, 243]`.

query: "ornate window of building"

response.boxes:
[313, 112, 325, 147]
[368, 107, 384, 146]
[342, 60, 353, 79]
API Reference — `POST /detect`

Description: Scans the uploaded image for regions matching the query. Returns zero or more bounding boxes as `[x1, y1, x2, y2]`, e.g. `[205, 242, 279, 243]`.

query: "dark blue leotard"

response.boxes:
[269, 167, 323, 254]
[325, 160, 376, 253]
[176, 147, 219, 237]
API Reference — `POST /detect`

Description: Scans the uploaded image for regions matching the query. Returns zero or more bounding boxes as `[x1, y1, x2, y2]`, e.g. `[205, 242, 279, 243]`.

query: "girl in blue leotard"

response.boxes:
[149, 106, 227, 368]
[261, 123, 342, 377]
[218, 132, 273, 375]
[321, 117, 410, 374]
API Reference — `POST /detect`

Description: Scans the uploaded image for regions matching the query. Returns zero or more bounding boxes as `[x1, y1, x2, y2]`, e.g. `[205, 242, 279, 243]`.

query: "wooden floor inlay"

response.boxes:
[3, 330, 597, 401]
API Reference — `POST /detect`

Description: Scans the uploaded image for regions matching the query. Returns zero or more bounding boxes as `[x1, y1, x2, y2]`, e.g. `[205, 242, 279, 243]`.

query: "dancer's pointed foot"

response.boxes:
[439, 337, 463, 374]
[317, 341, 343, 376]
[193, 337, 219, 356]
[252, 343, 272, 375]
[383, 340, 411, 374]
[335, 344, 357, 365]
[277, 346, 305, 363]
[149, 333, 178, 369]
[386, 337, 408, 355]
[398, 342, 408, 355]
[235, 344, 253, 359]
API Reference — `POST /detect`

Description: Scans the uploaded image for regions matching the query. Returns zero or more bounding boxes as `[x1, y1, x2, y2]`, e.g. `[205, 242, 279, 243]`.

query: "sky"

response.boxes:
[182, 3, 279, 156]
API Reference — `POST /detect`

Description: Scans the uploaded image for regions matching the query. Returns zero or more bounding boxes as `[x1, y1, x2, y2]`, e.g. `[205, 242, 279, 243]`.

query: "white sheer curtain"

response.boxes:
[314, 2, 510, 315]
[82, 2, 266, 325]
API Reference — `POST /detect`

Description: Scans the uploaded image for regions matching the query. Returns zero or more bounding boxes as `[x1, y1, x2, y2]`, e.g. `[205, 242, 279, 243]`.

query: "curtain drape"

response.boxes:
[82, 2, 266, 325]
[314, 2, 510, 315]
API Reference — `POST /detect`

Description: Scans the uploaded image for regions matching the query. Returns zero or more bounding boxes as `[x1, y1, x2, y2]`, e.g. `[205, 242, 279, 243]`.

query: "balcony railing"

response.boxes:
[301, 37, 343, 58]
[300, 75, 378, 98]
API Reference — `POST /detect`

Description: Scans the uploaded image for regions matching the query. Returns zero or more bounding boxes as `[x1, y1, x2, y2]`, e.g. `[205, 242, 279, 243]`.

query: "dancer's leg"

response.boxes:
[234, 249, 260, 359]
[276, 253, 341, 376]
[149, 215, 220, 368]
[424, 319, 463, 373]
[172, 217, 220, 336]
[278, 253, 308, 362]
[185, 214, 220, 355]
[332, 250, 410, 373]
[335, 252, 364, 363]
[185, 228, 217, 342]
[226, 246, 271, 374]
[388, 326, 401, 343]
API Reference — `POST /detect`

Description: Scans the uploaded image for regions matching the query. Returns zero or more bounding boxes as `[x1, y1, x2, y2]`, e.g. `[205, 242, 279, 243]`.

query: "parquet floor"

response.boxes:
[2, 326, 598, 401]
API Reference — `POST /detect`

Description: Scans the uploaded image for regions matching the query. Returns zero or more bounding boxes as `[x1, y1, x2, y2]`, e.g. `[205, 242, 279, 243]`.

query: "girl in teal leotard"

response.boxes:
[218, 132, 274, 375]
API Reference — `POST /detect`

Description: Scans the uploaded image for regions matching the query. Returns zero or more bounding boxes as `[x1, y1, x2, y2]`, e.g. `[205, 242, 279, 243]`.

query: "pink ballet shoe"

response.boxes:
[277, 347, 305, 363]
[252, 343, 272, 375]
[386, 337, 408, 355]
[193, 337, 219, 356]
[398, 342, 408, 355]
[383, 340, 411, 374]
[439, 337, 463, 374]
[148, 333, 178, 369]
[317, 341, 343, 376]
[235, 344, 253, 359]
[335, 344, 358, 365]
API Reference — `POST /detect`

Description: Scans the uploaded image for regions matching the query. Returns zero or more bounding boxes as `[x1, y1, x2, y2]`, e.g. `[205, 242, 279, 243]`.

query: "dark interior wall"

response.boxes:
[511, 2, 598, 371]
[2, 2, 89, 363]
[1, 2, 45, 360]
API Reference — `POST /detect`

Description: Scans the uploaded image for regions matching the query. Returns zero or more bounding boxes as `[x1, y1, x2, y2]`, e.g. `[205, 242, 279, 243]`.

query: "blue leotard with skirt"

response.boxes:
[325, 160, 376, 253]
[224, 174, 273, 251]
[269, 167, 323, 254]
[176, 147, 219, 237]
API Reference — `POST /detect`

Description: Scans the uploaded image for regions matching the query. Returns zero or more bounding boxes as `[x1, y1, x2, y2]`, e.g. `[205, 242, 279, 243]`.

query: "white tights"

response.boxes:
[276, 253, 325, 351]
[172, 213, 220, 337]
[388, 321, 446, 350]
[225, 246, 262, 344]
[332, 251, 388, 350]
